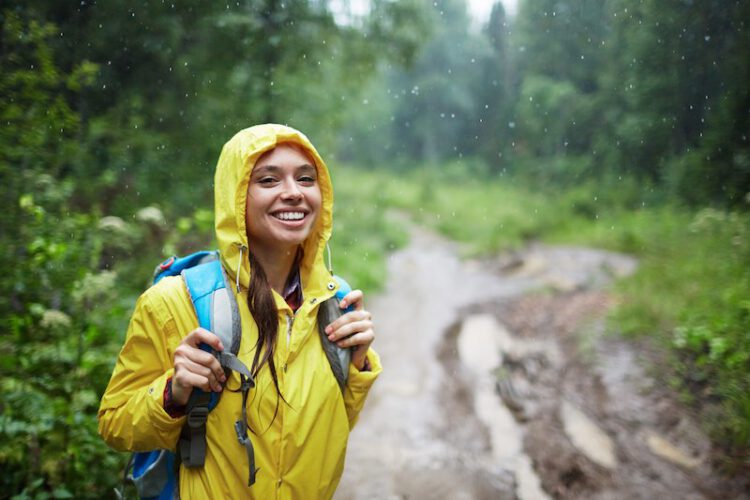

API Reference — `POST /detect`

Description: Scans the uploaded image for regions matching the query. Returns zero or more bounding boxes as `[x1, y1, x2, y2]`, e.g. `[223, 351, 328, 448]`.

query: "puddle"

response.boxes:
[457, 313, 551, 500]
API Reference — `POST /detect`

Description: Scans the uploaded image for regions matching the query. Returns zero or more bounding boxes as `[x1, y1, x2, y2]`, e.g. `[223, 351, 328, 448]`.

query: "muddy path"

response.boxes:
[334, 224, 748, 499]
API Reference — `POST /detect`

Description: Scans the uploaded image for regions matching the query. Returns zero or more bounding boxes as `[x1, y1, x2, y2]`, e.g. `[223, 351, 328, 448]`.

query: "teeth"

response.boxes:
[275, 212, 304, 221]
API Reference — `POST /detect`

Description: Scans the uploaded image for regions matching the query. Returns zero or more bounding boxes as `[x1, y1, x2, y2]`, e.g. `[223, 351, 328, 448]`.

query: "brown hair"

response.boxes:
[246, 251, 284, 407]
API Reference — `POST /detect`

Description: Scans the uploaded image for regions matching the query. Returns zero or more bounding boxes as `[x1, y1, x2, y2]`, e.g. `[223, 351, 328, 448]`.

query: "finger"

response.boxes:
[340, 290, 364, 311]
[178, 345, 225, 382]
[335, 329, 374, 349]
[183, 327, 224, 352]
[327, 319, 373, 342]
[175, 370, 220, 394]
[176, 358, 225, 391]
[325, 310, 372, 335]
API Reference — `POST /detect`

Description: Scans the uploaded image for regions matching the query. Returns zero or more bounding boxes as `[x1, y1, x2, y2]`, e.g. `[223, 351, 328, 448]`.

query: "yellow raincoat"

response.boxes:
[98, 124, 381, 498]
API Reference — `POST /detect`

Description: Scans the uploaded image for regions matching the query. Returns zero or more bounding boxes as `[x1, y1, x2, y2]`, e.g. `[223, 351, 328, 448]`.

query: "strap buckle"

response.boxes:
[187, 406, 209, 429]
[234, 420, 248, 444]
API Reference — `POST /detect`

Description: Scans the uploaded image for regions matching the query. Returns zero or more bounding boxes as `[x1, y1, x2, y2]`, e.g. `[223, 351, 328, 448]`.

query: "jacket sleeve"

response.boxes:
[98, 285, 186, 452]
[343, 348, 382, 430]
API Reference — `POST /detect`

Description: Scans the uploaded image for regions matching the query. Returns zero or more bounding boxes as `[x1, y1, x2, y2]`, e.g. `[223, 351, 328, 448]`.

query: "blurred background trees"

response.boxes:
[2, 0, 748, 495]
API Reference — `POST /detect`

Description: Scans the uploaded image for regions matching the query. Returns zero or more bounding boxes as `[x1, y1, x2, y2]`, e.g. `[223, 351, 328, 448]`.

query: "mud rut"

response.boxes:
[334, 224, 747, 500]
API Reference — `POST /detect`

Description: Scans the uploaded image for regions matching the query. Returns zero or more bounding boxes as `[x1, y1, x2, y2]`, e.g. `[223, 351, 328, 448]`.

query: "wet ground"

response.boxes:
[334, 224, 749, 499]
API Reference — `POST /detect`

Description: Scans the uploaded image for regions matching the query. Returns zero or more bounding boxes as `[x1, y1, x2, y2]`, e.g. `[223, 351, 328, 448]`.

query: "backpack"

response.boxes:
[115, 250, 352, 499]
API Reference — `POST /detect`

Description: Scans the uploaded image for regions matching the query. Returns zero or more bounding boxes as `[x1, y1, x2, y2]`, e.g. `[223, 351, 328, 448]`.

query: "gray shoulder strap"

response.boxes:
[317, 297, 351, 391]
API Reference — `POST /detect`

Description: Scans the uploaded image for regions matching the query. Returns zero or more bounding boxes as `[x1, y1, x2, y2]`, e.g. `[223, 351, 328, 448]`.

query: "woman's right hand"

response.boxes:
[172, 328, 227, 406]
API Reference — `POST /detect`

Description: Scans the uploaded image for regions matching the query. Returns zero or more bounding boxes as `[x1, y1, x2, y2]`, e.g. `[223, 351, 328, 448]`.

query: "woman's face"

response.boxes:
[245, 144, 322, 257]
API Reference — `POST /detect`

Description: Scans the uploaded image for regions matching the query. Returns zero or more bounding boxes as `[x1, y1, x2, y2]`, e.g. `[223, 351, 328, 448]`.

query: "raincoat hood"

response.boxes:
[214, 124, 334, 293]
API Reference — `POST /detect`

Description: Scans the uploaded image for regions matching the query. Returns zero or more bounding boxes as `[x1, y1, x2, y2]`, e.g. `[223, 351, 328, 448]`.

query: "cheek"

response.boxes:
[245, 192, 264, 228]
[308, 187, 323, 211]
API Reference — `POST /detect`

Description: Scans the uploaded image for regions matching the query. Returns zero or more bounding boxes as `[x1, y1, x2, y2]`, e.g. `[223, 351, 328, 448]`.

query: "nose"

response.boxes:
[281, 178, 303, 202]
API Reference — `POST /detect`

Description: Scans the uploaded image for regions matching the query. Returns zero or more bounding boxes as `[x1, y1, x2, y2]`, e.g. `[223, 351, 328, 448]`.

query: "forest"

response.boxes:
[1, 0, 748, 496]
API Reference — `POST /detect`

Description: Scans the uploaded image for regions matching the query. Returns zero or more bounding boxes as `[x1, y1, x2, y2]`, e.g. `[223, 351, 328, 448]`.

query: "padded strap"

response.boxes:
[317, 297, 349, 391]
[178, 258, 255, 484]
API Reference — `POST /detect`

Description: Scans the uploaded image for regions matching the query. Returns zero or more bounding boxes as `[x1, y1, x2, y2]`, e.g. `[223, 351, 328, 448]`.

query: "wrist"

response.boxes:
[357, 356, 371, 372]
[163, 377, 187, 418]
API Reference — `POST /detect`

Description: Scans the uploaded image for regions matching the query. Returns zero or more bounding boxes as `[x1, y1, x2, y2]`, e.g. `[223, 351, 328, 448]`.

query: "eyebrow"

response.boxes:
[253, 164, 317, 175]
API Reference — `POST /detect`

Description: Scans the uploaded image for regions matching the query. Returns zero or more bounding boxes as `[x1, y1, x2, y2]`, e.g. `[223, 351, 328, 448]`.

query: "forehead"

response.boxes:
[254, 143, 316, 170]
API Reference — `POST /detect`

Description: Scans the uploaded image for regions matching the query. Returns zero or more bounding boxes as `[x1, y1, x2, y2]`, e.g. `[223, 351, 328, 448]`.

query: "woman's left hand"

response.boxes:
[324, 289, 374, 371]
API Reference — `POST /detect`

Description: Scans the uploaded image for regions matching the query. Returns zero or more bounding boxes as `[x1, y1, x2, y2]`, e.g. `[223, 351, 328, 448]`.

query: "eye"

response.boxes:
[258, 176, 278, 185]
[298, 175, 316, 184]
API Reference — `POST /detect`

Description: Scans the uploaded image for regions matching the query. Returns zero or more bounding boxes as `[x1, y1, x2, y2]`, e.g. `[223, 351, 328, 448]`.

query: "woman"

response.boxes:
[98, 124, 381, 498]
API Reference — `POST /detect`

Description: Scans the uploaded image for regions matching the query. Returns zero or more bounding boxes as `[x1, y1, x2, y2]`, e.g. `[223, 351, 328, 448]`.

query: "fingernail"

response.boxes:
[325, 326, 332, 334]
[340, 301, 347, 308]
[328, 334, 334, 340]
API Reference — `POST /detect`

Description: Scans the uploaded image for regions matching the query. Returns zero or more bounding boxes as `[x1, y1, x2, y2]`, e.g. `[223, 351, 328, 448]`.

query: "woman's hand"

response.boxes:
[172, 328, 227, 406]
[324, 289, 375, 371]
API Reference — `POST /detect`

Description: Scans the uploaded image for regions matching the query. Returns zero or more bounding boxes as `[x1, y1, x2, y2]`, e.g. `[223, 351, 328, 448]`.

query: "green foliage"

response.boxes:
[613, 208, 750, 456]
[330, 167, 409, 291]
[0, 13, 128, 496]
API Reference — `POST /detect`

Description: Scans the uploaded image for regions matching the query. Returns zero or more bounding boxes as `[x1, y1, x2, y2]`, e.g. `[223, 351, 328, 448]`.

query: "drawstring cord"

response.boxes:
[236, 244, 246, 292]
[326, 242, 333, 275]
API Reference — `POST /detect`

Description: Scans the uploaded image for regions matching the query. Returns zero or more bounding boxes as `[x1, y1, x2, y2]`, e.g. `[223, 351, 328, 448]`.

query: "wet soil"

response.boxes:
[334, 224, 749, 500]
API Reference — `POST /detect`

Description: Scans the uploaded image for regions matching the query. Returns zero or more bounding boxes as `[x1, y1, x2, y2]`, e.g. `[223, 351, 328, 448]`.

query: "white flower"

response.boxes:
[40, 309, 72, 330]
[136, 206, 166, 227]
[98, 215, 127, 232]
[72, 271, 118, 305]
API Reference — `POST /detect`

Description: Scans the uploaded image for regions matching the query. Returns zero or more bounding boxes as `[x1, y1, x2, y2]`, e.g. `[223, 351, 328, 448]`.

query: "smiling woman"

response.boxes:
[98, 124, 381, 498]
[246, 144, 323, 284]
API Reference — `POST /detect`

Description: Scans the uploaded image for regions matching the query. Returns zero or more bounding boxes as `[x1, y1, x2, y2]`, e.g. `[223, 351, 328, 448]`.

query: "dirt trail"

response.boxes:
[334, 223, 747, 499]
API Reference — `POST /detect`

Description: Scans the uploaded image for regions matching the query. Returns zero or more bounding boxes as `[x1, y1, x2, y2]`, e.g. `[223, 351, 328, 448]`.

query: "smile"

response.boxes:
[272, 211, 306, 221]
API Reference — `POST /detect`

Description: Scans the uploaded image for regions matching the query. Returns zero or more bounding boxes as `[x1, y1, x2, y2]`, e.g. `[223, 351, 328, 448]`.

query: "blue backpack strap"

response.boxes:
[181, 260, 249, 377]
[153, 251, 217, 284]
[178, 259, 257, 486]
